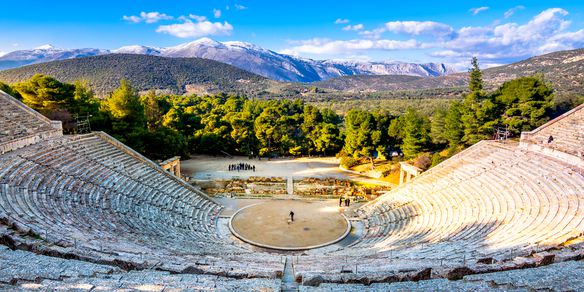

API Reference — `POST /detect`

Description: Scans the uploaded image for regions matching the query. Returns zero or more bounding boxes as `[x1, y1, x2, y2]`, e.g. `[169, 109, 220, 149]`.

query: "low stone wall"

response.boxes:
[0, 129, 62, 155]
[198, 177, 287, 197]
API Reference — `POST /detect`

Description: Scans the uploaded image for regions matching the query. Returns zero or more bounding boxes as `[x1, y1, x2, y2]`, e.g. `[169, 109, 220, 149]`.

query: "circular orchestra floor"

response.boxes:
[229, 200, 351, 250]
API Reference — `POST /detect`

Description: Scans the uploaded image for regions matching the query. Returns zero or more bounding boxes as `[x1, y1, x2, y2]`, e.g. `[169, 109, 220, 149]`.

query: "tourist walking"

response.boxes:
[289, 210, 295, 222]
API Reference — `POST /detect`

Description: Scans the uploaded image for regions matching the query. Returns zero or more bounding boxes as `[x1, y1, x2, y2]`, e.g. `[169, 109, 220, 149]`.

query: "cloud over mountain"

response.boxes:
[282, 7, 584, 70]
[156, 20, 233, 38]
[0, 38, 454, 82]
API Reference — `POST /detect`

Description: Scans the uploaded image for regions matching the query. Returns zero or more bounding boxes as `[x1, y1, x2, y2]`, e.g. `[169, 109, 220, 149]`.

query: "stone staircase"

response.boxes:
[282, 256, 299, 292]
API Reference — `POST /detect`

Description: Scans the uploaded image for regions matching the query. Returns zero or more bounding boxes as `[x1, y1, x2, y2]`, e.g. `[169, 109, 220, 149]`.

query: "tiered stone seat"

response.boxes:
[299, 260, 584, 291]
[1, 91, 583, 289]
[0, 132, 283, 278]
[0, 246, 280, 292]
[0, 91, 62, 154]
[520, 103, 584, 167]
[292, 140, 584, 281]
[0, 245, 119, 284]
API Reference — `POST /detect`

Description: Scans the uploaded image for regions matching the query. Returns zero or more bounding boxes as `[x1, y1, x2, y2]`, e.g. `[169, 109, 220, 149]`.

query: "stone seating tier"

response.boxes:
[290, 141, 583, 281]
[0, 91, 62, 154]
[520, 103, 584, 167]
[0, 133, 283, 278]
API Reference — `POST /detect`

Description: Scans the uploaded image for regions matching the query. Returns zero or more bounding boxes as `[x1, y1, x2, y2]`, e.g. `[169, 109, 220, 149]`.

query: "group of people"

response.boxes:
[339, 197, 351, 207]
[228, 163, 256, 172]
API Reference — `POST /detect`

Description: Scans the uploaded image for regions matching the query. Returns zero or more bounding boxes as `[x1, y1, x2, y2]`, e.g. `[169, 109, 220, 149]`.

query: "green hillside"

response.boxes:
[0, 54, 270, 97]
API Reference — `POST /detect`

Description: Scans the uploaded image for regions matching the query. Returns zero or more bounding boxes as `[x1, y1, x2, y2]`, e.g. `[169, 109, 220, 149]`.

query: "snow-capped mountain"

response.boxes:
[0, 45, 108, 70]
[0, 38, 456, 82]
[112, 45, 164, 55]
[156, 38, 456, 81]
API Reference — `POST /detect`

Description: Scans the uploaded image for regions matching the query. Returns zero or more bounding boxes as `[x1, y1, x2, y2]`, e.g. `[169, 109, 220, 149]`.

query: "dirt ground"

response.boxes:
[181, 155, 389, 185]
[230, 200, 349, 249]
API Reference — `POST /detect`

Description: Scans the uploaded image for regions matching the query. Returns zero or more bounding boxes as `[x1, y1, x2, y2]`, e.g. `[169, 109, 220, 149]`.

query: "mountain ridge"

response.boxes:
[0, 54, 270, 96]
[0, 38, 455, 82]
[310, 47, 584, 98]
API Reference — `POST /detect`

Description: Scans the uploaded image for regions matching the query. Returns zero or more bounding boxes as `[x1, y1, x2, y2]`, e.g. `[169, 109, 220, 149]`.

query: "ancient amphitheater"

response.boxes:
[0, 90, 583, 291]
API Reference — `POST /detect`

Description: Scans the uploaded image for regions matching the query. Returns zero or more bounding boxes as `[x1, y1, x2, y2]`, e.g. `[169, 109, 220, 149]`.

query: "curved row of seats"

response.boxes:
[521, 103, 584, 160]
[358, 142, 583, 252]
[0, 92, 58, 146]
[292, 141, 583, 279]
[1, 89, 583, 287]
[0, 133, 282, 277]
[0, 246, 281, 291]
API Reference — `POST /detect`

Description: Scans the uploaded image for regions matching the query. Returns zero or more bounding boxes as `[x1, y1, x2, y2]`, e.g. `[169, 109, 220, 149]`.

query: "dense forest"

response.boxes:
[0, 57, 578, 171]
[0, 54, 269, 97]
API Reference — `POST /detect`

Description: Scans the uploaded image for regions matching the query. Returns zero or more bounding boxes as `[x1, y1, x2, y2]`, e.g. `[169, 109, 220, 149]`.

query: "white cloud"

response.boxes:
[283, 8, 584, 66]
[437, 8, 583, 63]
[385, 21, 454, 37]
[334, 18, 349, 24]
[281, 38, 420, 55]
[359, 28, 386, 39]
[234, 4, 248, 10]
[470, 6, 489, 16]
[342, 24, 364, 31]
[188, 14, 207, 22]
[156, 20, 233, 38]
[0, 51, 6, 57]
[123, 15, 141, 23]
[123, 11, 173, 24]
[213, 9, 222, 18]
[504, 5, 525, 18]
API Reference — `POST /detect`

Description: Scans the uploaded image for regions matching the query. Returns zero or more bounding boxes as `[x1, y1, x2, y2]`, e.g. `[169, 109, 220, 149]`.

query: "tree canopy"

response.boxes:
[1, 61, 566, 166]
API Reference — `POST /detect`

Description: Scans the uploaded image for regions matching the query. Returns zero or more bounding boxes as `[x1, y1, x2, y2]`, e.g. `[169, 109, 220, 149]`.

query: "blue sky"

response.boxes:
[1, 0, 584, 68]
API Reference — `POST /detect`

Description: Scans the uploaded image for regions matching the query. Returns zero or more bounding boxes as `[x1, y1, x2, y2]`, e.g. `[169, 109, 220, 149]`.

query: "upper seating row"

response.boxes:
[520, 102, 584, 167]
[0, 91, 62, 154]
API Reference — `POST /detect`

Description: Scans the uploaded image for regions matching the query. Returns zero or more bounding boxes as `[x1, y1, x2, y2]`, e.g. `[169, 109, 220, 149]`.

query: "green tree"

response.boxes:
[387, 116, 405, 154]
[469, 57, 483, 92]
[314, 123, 342, 156]
[141, 90, 165, 132]
[70, 80, 99, 116]
[493, 76, 554, 134]
[444, 101, 464, 150]
[228, 111, 255, 155]
[430, 108, 448, 146]
[13, 74, 75, 112]
[103, 79, 145, 134]
[342, 109, 390, 167]
[0, 82, 21, 100]
[254, 106, 282, 157]
[402, 108, 430, 159]
[461, 58, 497, 145]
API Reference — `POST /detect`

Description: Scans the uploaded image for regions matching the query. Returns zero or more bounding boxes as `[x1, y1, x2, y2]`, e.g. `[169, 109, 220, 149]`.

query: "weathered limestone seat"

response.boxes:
[0, 91, 62, 154]
[520, 103, 584, 167]
[0, 90, 583, 288]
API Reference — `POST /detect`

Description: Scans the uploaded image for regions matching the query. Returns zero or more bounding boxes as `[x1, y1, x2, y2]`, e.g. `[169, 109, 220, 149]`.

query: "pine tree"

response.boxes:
[430, 108, 448, 146]
[444, 101, 464, 149]
[461, 57, 495, 145]
[493, 76, 554, 133]
[402, 108, 430, 159]
[104, 79, 145, 132]
[469, 57, 483, 92]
